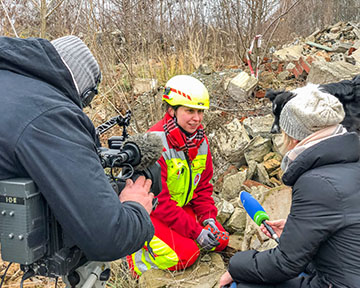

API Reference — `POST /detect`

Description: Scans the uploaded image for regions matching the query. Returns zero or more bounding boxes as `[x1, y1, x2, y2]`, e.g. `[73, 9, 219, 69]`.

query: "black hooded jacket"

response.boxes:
[228, 132, 360, 287]
[0, 37, 154, 261]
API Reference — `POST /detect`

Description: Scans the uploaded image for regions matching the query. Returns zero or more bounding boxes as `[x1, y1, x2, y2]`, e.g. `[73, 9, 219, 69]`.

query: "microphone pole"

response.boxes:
[240, 191, 279, 244]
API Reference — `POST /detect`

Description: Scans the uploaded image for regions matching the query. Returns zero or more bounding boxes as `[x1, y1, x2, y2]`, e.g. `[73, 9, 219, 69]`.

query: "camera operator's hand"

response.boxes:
[119, 176, 154, 214]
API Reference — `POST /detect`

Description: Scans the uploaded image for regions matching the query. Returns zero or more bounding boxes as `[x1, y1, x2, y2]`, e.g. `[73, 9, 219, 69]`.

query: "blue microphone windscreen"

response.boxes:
[240, 191, 269, 226]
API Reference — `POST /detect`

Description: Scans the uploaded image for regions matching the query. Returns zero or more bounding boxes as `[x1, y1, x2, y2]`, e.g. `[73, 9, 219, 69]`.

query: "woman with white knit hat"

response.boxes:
[220, 84, 360, 288]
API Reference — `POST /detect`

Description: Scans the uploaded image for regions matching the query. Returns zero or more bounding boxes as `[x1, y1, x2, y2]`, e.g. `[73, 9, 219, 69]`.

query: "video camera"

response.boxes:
[0, 111, 162, 287]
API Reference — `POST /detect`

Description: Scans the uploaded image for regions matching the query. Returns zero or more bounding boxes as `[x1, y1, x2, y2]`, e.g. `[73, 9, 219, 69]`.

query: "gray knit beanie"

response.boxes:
[51, 36, 101, 102]
[279, 84, 345, 140]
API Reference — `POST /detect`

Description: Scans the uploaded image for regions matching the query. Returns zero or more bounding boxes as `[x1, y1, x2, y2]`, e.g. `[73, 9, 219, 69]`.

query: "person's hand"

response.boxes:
[196, 229, 220, 250]
[119, 176, 154, 214]
[219, 271, 233, 287]
[260, 219, 286, 238]
[203, 218, 220, 233]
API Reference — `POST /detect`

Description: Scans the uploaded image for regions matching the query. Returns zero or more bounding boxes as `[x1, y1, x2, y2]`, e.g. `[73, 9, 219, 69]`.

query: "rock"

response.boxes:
[263, 152, 282, 162]
[227, 71, 258, 102]
[220, 170, 247, 201]
[224, 207, 247, 234]
[246, 160, 257, 180]
[306, 61, 360, 84]
[198, 64, 212, 75]
[286, 62, 296, 70]
[243, 114, 274, 138]
[277, 70, 290, 81]
[254, 163, 273, 187]
[332, 42, 352, 53]
[273, 45, 303, 61]
[352, 48, 360, 64]
[227, 234, 243, 253]
[269, 177, 282, 186]
[216, 199, 235, 225]
[210, 253, 225, 270]
[244, 136, 272, 164]
[271, 134, 284, 154]
[263, 158, 281, 174]
[139, 269, 171, 288]
[258, 238, 278, 251]
[133, 78, 158, 94]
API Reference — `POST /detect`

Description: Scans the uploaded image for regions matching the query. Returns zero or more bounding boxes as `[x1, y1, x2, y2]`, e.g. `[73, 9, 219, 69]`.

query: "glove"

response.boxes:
[203, 218, 230, 242]
[196, 229, 220, 250]
[203, 218, 220, 233]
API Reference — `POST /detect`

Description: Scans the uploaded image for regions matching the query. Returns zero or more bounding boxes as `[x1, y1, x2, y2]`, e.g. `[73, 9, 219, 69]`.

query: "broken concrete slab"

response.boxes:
[307, 60, 360, 84]
[273, 45, 303, 61]
[227, 71, 258, 102]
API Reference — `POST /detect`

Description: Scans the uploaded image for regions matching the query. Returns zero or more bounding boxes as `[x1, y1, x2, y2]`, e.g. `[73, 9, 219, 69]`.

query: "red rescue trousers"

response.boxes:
[127, 206, 229, 276]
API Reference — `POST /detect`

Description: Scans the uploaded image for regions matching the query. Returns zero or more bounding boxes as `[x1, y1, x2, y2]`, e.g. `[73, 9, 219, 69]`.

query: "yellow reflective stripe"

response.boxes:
[151, 131, 209, 207]
[132, 252, 143, 276]
[148, 236, 179, 269]
[131, 236, 179, 275]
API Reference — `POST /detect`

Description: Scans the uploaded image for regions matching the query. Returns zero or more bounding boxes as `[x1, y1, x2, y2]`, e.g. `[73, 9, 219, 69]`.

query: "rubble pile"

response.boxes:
[264, 21, 360, 86]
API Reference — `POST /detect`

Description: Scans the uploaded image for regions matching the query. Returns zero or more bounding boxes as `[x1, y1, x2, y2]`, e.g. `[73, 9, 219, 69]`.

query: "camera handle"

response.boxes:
[64, 261, 110, 288]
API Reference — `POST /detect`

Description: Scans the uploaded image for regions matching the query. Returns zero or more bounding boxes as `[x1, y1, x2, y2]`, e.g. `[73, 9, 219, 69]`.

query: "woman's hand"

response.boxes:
[260, 219, 286, 238]
[219, 271, 233, 287]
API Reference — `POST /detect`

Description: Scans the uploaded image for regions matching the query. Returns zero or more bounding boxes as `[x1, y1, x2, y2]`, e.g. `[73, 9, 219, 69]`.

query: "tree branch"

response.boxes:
[262, 0, 303, 38]
[1, 0, 19, 37]
[46, 0, 65, 19]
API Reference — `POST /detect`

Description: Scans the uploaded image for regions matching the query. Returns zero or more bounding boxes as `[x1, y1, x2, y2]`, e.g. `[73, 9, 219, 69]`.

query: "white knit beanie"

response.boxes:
[51, 36, 100, 100]
[279, 84, 345, 140]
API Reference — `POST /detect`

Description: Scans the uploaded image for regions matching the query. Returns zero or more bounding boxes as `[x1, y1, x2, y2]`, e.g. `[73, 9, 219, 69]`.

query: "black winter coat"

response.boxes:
[0, 37, 154, 261]
[229, 133, 360, 288]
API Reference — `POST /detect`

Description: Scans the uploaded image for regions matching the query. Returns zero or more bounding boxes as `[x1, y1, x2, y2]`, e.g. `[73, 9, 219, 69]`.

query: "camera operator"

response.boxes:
[0, 35, 154, 261]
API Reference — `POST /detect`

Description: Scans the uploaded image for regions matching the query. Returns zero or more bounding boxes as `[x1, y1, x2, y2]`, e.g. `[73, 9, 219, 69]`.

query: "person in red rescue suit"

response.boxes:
[127, 75, 229, 276]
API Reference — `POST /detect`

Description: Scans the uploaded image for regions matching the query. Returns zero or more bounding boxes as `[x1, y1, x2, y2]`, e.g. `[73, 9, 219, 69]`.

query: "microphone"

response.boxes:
[240, 191, 280, 243]
[124, 133, 163, 171]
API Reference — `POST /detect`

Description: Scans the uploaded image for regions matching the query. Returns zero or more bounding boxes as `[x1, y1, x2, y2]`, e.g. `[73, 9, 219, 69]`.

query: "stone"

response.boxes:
[210, 118, 251, 167]
[225, 207, 247, 234]
[271, 134, 284, 154]
[270, 177, 282, 186]
[254, 163, 273, 187]
[133, 78, 158, 94]
[273, 45, 303, 61]
[263, 158, 281, 174]
[286, 62, 296, 70]
[306, 61, 360, 84]
[227, 71, 258, 102]
[220, 170, 247, 201]
[210, 253, 225, 270]
[332, 42, 352, 53]
[277, 70, 290, 81]
[139, 269, 171, 288]
[244, 136, 272, 164]
[243, 114, 274, 138]
[263, 152, 282, 162]
[352, 48, 360, 64]
[216, 199, 235, 225]
[198, 64, 212, 75]
[227, 234, 243, 253]
[246, 160, 257, 180]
